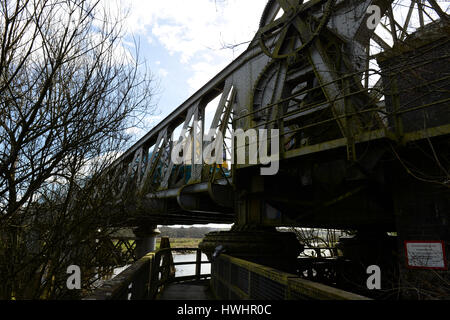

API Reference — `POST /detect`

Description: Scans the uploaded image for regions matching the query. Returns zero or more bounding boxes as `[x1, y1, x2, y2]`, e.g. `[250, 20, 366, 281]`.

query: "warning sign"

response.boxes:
[405, 241, 447, 270]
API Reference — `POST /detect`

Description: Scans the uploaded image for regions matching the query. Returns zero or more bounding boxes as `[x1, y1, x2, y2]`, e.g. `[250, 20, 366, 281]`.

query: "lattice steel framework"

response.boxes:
[96, 0, 449, 227]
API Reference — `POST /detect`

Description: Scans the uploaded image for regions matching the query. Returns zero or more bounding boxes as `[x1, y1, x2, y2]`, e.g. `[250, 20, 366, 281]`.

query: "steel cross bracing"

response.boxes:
[98, 0, 449, 226]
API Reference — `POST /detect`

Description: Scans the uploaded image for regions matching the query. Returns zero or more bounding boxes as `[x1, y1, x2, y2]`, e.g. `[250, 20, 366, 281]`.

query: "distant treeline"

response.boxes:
[158, 226, 228, 239]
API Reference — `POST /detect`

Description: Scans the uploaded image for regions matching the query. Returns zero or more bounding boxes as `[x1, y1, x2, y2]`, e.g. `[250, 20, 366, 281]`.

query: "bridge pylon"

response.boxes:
[133, 224, 160, 259]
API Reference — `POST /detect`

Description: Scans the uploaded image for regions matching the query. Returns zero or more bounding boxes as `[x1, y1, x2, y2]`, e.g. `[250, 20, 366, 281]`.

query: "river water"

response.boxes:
[110, 253, 211, 279]
[173, 253, 211, 277]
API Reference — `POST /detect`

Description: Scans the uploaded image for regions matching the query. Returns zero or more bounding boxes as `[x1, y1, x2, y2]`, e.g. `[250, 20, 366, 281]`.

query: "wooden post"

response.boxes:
[195, 249, 202, 280]
[133, 225, 160, 259]
[147, 254, 154, 299]
[160, 237, 176, 279]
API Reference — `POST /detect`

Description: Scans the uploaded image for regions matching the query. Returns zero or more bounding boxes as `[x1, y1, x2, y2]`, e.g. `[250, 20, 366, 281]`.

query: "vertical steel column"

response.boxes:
[133, 225, 160, 259]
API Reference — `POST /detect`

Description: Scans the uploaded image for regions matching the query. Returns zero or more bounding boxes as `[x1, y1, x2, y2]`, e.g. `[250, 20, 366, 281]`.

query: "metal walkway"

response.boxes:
[158, 280, 213, 300]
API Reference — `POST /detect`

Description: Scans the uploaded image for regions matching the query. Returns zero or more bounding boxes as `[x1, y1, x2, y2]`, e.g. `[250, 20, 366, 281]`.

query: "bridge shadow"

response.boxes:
[158, 279, 214, 300]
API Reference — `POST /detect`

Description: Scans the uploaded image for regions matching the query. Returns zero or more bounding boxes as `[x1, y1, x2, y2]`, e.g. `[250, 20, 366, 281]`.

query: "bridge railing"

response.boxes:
[211, 254, 371, 300]
[84, 247, 210, 300]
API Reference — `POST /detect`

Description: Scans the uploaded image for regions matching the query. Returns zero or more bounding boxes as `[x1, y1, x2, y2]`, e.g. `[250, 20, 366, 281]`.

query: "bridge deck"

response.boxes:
[158, 280, 214, 300]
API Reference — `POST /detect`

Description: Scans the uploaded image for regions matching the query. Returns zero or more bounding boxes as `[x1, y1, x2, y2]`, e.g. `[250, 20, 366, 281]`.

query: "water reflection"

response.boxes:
[173, 253, 211, 277]
[107, 252, 211, 281]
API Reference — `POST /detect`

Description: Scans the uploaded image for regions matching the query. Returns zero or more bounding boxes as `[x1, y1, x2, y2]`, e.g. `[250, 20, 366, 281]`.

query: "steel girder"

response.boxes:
[99, 0, 449, 226]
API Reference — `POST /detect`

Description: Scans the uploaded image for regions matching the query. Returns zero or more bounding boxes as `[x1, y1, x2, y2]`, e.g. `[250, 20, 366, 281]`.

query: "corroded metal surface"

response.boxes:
[211, 253, 371, 300]
[98, 0, 449, 227]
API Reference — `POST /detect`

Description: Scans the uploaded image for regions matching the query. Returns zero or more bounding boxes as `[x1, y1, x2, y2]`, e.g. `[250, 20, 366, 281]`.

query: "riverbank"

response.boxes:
[156, 238, 202, 251]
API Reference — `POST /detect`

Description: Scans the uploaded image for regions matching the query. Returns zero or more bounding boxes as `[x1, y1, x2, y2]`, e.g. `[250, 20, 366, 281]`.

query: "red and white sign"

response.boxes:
[405, 241, 447, 270]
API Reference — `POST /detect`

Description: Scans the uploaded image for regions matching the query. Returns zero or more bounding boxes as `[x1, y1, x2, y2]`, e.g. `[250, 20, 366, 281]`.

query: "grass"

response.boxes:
[156, 238, 202, 250]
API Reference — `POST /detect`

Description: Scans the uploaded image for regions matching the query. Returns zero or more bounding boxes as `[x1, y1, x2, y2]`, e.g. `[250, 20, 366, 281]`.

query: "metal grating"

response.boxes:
[218, 259, 230, 282]
[249, 272, 286, 300]
[229, 291, 241, 300]
[217, 278, 229, 299]
[230, 264, 249, 294]
[210, 255, 371, 300]
[289, 290, 313, 301]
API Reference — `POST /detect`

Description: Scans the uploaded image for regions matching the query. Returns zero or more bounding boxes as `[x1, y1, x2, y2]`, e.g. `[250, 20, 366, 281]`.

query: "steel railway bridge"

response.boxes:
[88, 0, 449, 300]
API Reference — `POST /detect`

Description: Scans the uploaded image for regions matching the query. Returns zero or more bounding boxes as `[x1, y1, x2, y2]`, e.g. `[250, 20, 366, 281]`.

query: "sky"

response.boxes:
[103, 0, 269, 141]
[103, 0, 269, 227]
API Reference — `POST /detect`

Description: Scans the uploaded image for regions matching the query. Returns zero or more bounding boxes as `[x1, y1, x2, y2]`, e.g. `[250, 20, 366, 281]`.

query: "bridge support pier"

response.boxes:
[133, 225, 160, 259]
[200, 173, 303, 273]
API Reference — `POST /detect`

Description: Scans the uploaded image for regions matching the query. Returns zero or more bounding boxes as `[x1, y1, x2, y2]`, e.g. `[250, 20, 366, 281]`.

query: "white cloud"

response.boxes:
[187, 61, 227, 94]
[125, 115, 163, 142]
[101, 0, 267, 91]
[126, 126, 143, 137]
[122, 39, 135, 48]
[143, 115, 163, 126]
[158, 68, 169, 78]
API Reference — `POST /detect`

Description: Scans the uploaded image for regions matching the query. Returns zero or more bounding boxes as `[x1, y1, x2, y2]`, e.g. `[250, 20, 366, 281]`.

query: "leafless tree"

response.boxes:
[0, 0, 156, 299]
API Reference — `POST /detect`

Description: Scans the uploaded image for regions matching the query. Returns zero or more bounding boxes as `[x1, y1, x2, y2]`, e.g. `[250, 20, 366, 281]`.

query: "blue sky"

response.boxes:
[104, 0, 269, 141]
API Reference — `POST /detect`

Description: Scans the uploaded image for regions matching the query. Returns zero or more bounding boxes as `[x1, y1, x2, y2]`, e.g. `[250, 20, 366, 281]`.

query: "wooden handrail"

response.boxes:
[84, 247, 211, 300]
[211, 254, 371, 300]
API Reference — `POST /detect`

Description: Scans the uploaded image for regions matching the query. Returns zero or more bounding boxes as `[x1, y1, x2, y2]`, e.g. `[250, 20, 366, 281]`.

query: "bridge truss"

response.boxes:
[99, 0, 449, 229]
